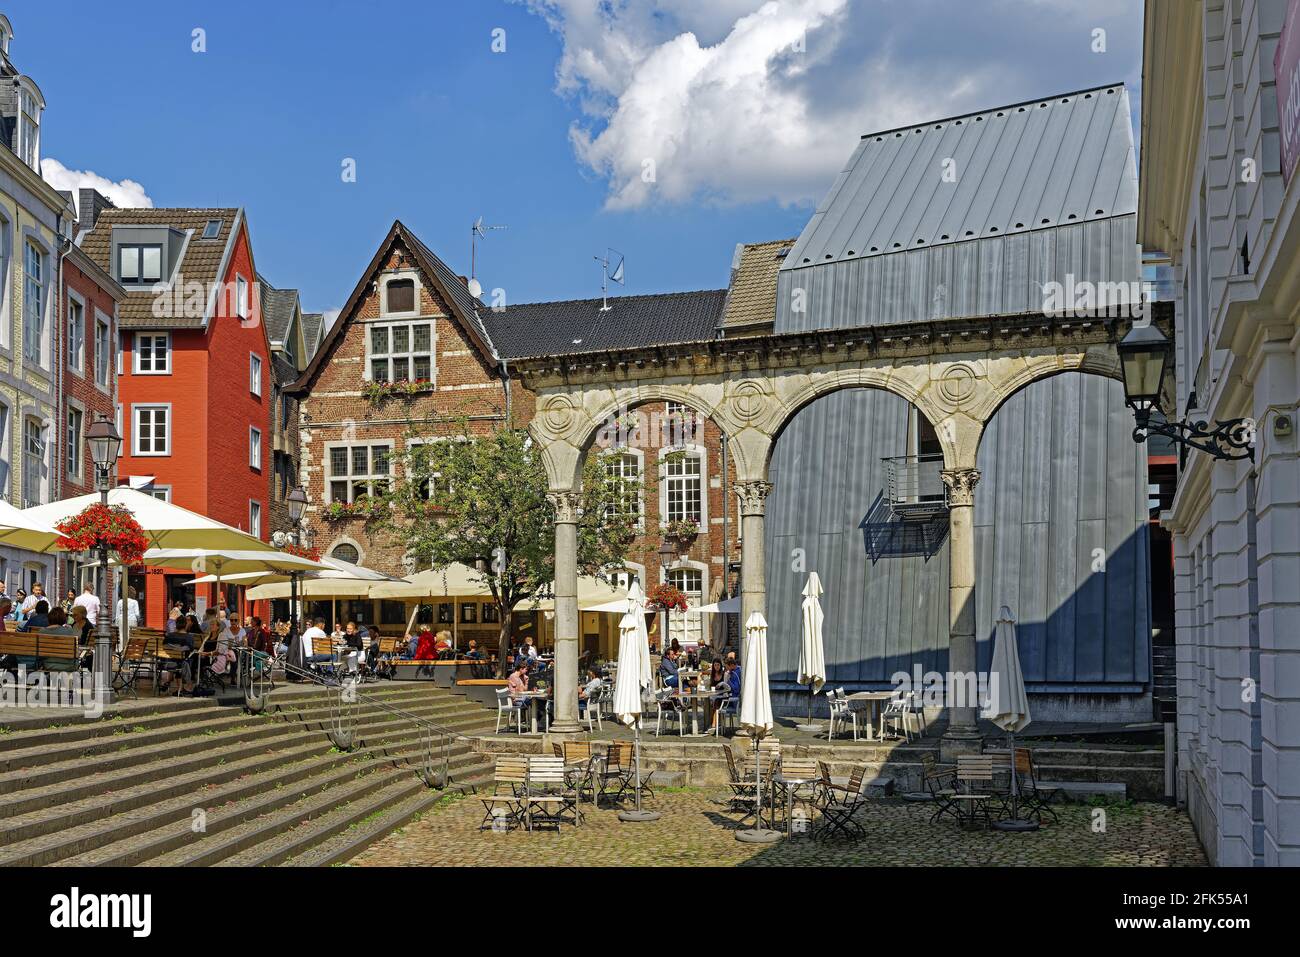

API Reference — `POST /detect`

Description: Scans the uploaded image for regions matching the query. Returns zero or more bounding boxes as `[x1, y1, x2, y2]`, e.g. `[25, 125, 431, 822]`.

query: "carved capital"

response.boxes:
[941, 468, 981, 508]
[547, 490, 582, 524]
[734, 480, 773, 517]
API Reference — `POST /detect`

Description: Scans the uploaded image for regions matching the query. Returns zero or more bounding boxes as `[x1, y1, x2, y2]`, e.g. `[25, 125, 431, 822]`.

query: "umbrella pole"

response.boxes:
[735, 734, 780, 842]
[993, 730, 1038, 832]
[618, 719, 660, 822]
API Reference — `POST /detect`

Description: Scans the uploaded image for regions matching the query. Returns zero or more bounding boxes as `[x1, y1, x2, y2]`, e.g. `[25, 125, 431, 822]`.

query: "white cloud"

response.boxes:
[40, 157, 154, 210]
[520, 0, 1143, 210]
[321, 308, 342, 330]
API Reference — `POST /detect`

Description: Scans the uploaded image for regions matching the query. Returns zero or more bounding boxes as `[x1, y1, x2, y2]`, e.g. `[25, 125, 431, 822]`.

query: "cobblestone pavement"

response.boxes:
[352, 789, 1208, 867]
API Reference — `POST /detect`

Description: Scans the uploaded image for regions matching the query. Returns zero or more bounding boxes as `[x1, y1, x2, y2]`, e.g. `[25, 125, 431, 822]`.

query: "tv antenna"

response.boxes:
[469, 216, 507, 298]
[594, 248, 625, 312]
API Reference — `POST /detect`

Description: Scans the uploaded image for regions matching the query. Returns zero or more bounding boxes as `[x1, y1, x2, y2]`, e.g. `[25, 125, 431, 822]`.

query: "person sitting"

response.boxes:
[165, 607, 181, 635]
[19, 599, 50, 632]
[302, 618, 333, 665]
[342, 621, 365, 669]
[434, 629, 454, 658]
[578, 668, 602, 716]
[463, 639, 481, 659]
[658, 647, 682, 689]
[413, 627, 438, 660]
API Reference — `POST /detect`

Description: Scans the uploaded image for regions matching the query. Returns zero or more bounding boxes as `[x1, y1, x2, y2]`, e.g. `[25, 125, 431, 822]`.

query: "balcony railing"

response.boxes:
[882, 453, 948, 521]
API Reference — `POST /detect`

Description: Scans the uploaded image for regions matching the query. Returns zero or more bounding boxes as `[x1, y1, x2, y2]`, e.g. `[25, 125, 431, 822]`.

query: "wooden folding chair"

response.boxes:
[817, 762, 869, 840]
[479, 756, 529, 831]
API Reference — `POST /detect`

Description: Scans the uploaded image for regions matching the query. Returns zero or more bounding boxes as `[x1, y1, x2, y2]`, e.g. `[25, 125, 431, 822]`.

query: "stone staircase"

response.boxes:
[0, 682, 496, 867]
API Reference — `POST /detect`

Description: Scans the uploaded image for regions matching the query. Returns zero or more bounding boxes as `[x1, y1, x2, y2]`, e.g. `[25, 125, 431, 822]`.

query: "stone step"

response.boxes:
[1040, 780, 1128, 802]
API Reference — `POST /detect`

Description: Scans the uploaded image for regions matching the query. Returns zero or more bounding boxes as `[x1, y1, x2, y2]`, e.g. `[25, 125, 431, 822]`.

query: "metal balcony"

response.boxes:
[882, 453, 948, 521]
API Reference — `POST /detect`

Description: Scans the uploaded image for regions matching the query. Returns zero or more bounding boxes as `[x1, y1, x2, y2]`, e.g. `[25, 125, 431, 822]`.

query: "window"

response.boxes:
[203, 219, 222, 239]
[236, 276, 250, 319]
[385, 279, 415, 314]
[327, 444, 391, 502]
[22, 419, 45, 508]
[369, 322, 432, 383]
[602, 452, 641, 524]
[118, 244, 162, 285]
[0, 404, 9, 498]
[133, 405, 170, 455]
[22, 241, 44, 364]
[249, 353, 262, 396]
[663, 450, 703, 523]
[249, 501, 262, 538]
[147, 486, 172, 502]
[666, 566, 704, 647]
[249, 427, 262, 470]
[68, 298, 85, 373]
[331, 543, 360, 564]
[17, 86, 41, 170]
[0, 215, 10, 350]
[67, 407, 84, 481]
[133, 332, 170, 374]
[95, 315, 111, 387]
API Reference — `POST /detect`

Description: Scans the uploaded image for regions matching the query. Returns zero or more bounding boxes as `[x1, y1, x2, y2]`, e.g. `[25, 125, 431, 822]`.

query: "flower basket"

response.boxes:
[363, 378, 435, 404]
[664, 519, 700, 541]
[645, 583, 689, 613]
[55, 503, 149, 566]
[284, 542, 321, 562]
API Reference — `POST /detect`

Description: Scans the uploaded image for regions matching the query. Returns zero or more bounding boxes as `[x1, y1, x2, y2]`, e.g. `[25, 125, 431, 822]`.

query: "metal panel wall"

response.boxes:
[765, 373, 1150, 690]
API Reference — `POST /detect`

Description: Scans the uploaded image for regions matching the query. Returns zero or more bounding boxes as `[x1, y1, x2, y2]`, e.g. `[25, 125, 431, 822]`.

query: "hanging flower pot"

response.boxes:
[645, 582, 689, 613]
[55, 503, 149, 566]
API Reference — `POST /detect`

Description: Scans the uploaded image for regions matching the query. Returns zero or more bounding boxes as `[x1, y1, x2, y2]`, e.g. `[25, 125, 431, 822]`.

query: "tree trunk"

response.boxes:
[497, 612, 511, 678]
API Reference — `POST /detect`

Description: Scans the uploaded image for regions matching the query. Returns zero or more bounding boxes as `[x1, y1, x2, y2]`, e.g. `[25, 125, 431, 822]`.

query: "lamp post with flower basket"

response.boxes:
[59, 417, 146, 705]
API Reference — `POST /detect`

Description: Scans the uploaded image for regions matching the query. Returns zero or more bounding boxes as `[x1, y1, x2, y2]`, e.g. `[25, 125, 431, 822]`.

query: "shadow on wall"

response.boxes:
[859, 491, 950, 561]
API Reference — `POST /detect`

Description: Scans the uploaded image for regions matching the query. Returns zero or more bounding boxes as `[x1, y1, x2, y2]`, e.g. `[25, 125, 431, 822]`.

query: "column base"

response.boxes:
[547, 721, 583, 735]
[939, 727, 983, 763]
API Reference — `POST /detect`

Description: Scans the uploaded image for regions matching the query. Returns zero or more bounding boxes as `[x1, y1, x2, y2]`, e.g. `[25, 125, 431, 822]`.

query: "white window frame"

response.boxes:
[21, 417, 47, 509]
[249, 352, 263, 396]
[606, 561, 645, 591]
[658, 444, 707, 527]
[364, 320, 434, 385]
[117, 243, 163, 286]
[249, 500, 262, 538]
[94, 310, 112, 391]
[133, 331, 171, 375]
[147, 485, 172, 502]
[66, 402, 85, 484]
[67, 290, 86, 375]
[249, 427, 262, 470]
[236, 275, 250, 320]
[599, 447, 644, 529]
[662, 559, 707, 649]
[325, 441, 394, 504]
[379, 270, 422, 319]
[132, 404, 171, 457]
[22, 238, 48, 367]
[16, 79, 42, 171]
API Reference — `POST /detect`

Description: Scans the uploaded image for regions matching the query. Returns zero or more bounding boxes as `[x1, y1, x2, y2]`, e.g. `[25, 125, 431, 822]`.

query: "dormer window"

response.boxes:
[15, 79, 44, 172]
[119, 244, 162, 285]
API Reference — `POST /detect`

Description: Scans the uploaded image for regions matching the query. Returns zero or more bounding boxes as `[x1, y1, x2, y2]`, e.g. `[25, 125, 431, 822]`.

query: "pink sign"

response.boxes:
[1277, 0, 1300, 183]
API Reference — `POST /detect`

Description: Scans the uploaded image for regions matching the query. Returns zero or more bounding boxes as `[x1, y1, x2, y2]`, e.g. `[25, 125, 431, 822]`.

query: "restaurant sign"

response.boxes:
[1277, 0, 1300, 183]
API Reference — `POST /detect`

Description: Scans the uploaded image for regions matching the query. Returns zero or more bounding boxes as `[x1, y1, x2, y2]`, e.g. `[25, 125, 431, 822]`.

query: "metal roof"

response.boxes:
[783, 83, 1137, 271]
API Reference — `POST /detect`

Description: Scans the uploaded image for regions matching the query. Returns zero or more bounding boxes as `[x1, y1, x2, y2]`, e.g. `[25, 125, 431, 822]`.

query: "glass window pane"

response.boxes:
[413, 356, 430, 380]
[372, 446, 390, 474]
[391, 358, 409, 381]
[413, 324, 431, 353]
[119, 247, 139, 281]
[141, 247, 162, 282]
[393, 325, 409, 353]
[329, 447, 347, 477]
[371, 326, 389, 354]
[330, 480, 348, 502]
[351, 446, 368, 476]
[371, 358, 388, 383]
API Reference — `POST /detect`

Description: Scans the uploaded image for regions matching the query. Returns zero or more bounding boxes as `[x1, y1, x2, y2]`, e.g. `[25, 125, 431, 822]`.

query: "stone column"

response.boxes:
[735, 481, 772, 643]
[941, 467, 982, 757]
[548, 490, 582, 733]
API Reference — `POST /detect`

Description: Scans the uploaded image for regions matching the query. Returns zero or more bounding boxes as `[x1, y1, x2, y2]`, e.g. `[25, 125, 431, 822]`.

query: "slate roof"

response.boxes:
[78, 207, 241, 330]
[483, 289, 727, 360]
[257, 276, 299, 345]
[271, 351, 299, 388]
[719, 239, 795, 335]
[301, 312, 324, 352]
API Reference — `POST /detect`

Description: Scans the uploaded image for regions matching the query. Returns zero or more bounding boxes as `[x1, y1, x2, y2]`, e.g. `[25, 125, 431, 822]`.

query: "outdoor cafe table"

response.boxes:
[845, 691, 895, 741]
[774, 771, 818, 835]
[518, 690, 550, 734]
[672, 689, 717, 736]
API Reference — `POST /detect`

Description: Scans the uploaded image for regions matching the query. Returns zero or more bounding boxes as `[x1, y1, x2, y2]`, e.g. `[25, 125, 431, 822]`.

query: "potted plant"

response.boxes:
[664, 519, 700, 542]
[55, 503, 149, 565]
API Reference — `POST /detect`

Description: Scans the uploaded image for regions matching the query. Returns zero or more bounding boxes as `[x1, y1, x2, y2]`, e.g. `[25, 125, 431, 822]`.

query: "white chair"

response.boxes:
[495, 688, 525, 734]
[827, 688, 860, 742]
[879, 694, 912, 742]
[583, 683, 606, 732]
[904, 690, 926, 738]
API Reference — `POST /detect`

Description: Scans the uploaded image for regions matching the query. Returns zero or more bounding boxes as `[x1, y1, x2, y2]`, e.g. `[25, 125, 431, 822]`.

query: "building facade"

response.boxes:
[0, 13, 70, 593]
[79, 206, 273, 626]
[1141, 0, 1300, 865]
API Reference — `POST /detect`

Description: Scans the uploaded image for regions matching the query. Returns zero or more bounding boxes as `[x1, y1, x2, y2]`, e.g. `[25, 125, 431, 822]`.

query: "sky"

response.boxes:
[18, 0, 1143, 323]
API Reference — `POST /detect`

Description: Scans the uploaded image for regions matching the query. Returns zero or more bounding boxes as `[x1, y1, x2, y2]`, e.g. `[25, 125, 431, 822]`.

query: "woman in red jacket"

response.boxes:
[413, 628, 437, 660]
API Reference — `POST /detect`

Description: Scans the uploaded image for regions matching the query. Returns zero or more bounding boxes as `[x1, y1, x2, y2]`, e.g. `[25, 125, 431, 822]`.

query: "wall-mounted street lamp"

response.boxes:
[1118, 323, 1255, 462]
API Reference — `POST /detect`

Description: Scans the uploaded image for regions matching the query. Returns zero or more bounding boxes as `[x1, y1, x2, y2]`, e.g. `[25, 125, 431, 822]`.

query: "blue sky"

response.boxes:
[19, 0, 1143, 321]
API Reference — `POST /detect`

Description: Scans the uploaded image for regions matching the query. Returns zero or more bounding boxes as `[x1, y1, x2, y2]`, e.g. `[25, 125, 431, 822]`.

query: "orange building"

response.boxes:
[79, 207, 273, 627]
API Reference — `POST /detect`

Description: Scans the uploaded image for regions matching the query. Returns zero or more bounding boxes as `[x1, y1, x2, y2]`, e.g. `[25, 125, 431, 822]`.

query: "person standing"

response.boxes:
[116, 587, 142, 630]
[73, 583, 100, 626]
[61, 589, 77, 616]
[21, 583, 46, 616]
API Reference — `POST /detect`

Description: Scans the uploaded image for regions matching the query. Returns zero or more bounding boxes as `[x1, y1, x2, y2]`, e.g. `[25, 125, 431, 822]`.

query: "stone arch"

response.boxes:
[976, 347, 1123, 430]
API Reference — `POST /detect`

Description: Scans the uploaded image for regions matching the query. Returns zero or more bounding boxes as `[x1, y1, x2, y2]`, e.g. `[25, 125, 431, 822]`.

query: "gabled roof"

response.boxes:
[257, 276, 299, 345]
[79, 207, 242, 330]
[784, 83, 1137, 271]
[483, 289, 726, 361]
[291, 221, 497, 392]
[719, 238, 795, 335]
[301, 312, 324, 352]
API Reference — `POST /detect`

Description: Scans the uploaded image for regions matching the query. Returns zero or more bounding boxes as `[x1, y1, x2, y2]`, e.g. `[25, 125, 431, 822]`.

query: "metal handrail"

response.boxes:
[237, 647, 469, 789]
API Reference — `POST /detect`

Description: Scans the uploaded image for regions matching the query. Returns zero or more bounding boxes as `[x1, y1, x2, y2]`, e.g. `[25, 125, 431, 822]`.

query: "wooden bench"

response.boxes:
[0, 631, 83, 673]
[455, 677, 509, 706]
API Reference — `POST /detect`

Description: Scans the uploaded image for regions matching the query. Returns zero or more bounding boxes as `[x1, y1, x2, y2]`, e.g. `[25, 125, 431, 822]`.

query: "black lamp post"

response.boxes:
[286, 487, 308, 652]
[1118, 323, 1256, 462]
[86, 416, 121, 705]
[657, 538, 677, 651]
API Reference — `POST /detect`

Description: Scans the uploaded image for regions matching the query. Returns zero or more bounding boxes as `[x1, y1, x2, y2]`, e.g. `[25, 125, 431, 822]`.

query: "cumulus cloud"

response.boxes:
[40, 157, 154, 210]
[519, 0, 1142, 210]
[321, 308, 342, 330]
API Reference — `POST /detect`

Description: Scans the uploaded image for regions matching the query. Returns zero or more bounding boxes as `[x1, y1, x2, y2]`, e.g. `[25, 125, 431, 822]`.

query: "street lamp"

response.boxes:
[286, 487, 308, 654]
[1117, 323, 1256, 461]
[86, 416, 121, 705]
[657, 538, 677, 651]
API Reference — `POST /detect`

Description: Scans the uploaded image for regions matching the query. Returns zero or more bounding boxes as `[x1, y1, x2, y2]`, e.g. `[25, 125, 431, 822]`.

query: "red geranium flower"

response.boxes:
[55, 503, 150, 566]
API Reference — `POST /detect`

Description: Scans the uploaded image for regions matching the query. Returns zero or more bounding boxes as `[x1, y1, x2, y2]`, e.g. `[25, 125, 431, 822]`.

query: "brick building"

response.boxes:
[79, 206, 273, 626]
[257, 276, 311, 540]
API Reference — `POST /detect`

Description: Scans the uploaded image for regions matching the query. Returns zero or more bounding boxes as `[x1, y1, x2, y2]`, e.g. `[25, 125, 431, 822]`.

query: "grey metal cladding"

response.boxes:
[774, 84, 1139, 331]
[764, 372, 1149, 690]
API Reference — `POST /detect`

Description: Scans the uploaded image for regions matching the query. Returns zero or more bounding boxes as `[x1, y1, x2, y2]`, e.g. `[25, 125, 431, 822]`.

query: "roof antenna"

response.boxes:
[594, 248, 625, 312]
[469, 216, 507, 298]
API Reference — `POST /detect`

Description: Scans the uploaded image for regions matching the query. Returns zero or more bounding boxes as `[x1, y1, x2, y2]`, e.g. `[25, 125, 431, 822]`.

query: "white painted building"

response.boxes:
[1141, 0, 1300, 865]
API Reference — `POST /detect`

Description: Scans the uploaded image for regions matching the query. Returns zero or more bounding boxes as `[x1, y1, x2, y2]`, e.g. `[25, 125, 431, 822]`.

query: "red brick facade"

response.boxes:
[58, 250, 120, 498]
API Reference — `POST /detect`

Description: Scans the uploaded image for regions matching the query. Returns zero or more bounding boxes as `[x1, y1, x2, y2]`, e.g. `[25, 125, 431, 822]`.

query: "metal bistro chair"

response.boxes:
[931, 754, 996, 829]
[879, 694, 912, 742]
[653, 688, 686, 736]
[816, 761, 869, 840]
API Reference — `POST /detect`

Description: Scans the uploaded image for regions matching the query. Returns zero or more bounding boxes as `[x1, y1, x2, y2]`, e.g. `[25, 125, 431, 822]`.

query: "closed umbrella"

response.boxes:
[629, 581, 651, 696]
[797, 572, 827, 731]
[613, 610, 659, 822]
[986, 605, 1036, 832]
[736, 611, 779, 843]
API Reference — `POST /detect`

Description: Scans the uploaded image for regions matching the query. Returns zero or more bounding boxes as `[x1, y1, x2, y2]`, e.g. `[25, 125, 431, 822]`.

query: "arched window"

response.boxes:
[331, 542, 360, 564]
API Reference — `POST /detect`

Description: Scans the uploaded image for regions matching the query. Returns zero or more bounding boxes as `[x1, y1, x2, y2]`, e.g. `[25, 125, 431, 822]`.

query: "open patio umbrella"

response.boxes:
[986, 605, 1036, 832]
[797, 572, 827, 732]
[0, 501, 61, 553]
[736, 611, 780, 843]
[613, 609, 659, 822]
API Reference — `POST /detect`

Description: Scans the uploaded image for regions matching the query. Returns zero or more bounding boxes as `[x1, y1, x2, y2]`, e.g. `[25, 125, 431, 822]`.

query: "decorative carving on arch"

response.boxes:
[975, 346, 1123, 424]
[941, 467, 981, 507]
[734, 480, 773, 517]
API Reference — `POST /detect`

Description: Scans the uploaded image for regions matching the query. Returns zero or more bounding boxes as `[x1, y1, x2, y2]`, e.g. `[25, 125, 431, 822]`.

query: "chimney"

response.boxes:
[77, 188, 115, 232]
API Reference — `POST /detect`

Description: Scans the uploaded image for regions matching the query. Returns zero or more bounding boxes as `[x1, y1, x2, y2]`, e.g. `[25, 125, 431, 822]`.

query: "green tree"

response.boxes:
[380, 420, 640, 673]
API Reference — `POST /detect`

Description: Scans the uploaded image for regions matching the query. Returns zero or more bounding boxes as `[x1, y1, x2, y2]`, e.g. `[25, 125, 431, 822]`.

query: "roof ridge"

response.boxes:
[503, 288, 727, 309]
